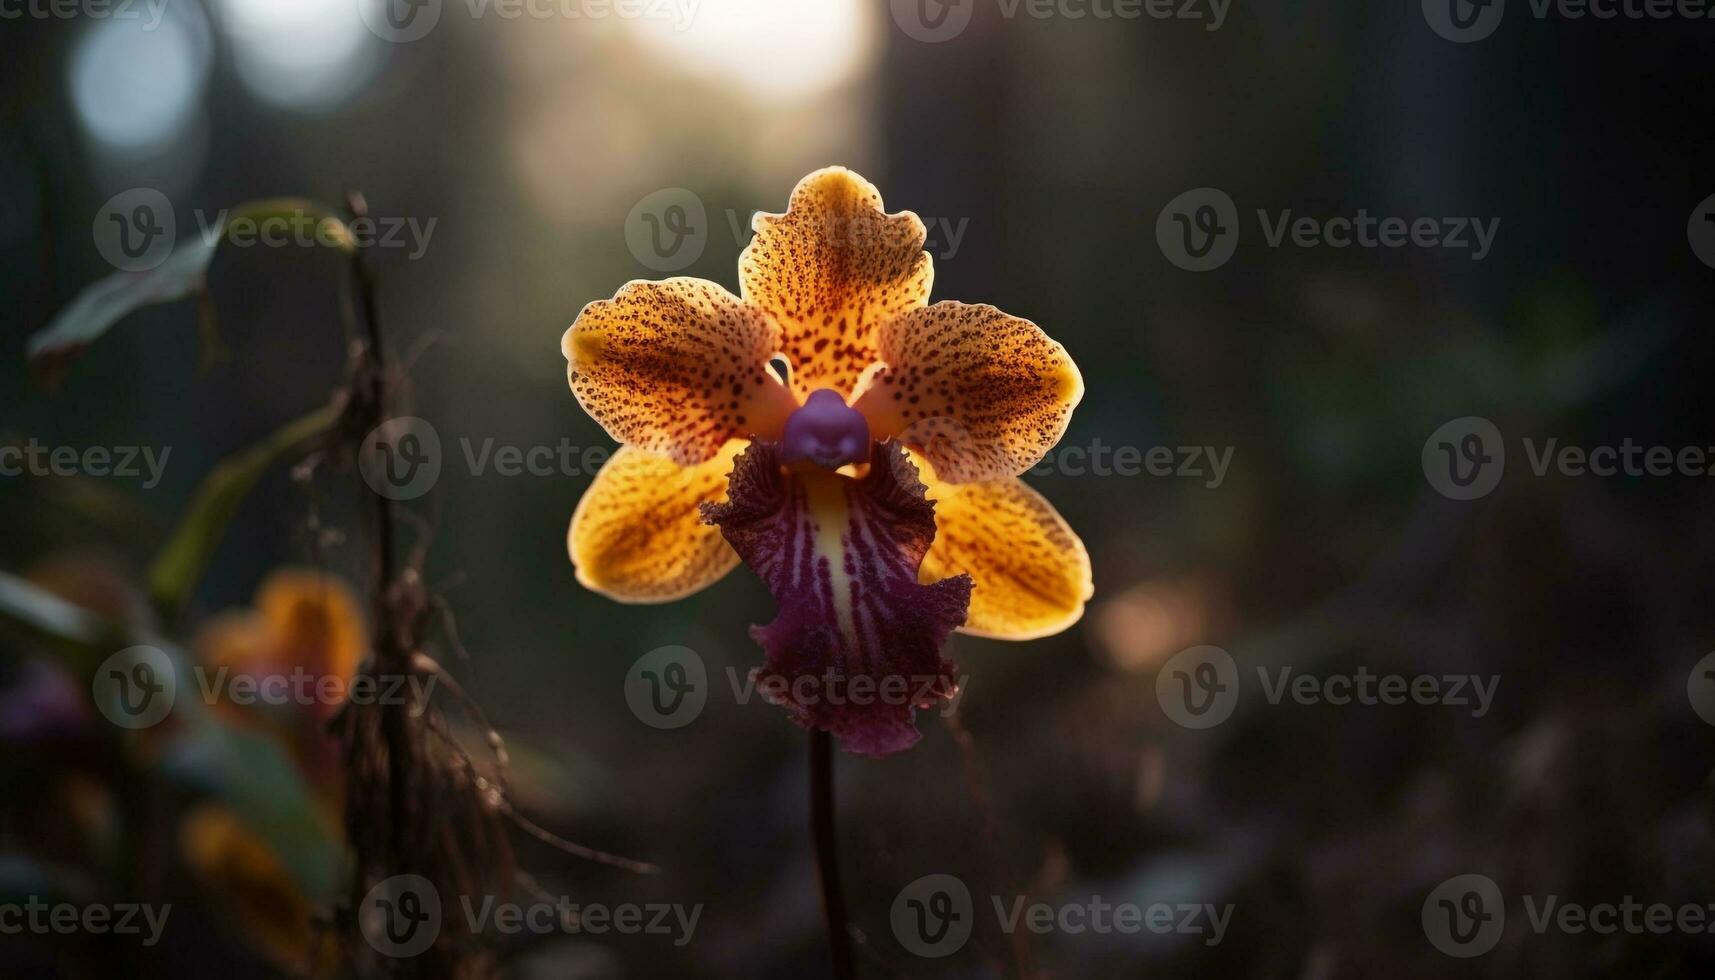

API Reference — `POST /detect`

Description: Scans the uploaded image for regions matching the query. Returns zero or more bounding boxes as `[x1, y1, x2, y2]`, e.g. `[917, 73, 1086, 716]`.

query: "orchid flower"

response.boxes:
[563, 168, 1092, 756]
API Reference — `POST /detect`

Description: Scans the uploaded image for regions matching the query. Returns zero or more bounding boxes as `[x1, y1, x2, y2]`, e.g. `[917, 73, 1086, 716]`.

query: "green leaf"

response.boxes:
[0, 569, 114, 649]
[147, 402, 343, 618]
[162, 720, 345, 899]
[26, 198, 354, 389]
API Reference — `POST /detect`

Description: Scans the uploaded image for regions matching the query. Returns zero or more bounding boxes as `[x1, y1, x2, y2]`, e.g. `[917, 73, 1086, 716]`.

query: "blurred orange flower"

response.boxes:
[182, 569, 364, 975]
[191, 568, 366, 803]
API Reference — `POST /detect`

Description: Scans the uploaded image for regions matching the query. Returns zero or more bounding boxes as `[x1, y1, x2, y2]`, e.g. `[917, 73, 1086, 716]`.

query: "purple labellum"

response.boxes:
[703, 440, 972, 757]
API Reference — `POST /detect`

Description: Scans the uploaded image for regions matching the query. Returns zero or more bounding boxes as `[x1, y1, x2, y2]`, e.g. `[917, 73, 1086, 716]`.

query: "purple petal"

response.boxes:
[703, 441, 971, 757]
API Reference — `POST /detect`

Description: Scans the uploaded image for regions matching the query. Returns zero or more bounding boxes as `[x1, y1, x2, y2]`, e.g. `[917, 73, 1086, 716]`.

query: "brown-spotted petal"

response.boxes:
[853, 302, 1083, 483]
[739, 167, 933, 401]
[702, 440, 970, 757]
[908, 450, 1093, 640]
[564, 278, 798, 465]
[569, 440, 746, 603]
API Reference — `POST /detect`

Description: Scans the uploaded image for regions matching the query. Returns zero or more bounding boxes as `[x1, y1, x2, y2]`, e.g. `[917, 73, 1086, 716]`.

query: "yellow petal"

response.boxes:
[194, 608, 273, 670]
[181, 805, 332, 977]
[855, 302, 1083, 484]
[256, 569, 368, 688]
[564, 278, 798, 465]
[911, 451, 1092, 640]
[569, 440, 746, 602]
[740, 167, 933, 400]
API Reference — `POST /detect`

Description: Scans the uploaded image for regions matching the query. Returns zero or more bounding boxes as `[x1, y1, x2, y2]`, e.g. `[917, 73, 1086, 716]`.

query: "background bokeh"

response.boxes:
[4, 0, 1715, 976]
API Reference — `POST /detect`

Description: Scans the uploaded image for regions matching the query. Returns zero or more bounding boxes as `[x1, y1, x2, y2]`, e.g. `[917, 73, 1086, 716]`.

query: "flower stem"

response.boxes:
[810, 728, 854, 980]
[347, 195, 410, 867]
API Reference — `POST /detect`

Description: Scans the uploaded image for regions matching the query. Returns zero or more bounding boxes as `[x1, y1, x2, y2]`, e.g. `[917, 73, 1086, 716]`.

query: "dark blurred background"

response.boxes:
[4, 0, 1715, 976]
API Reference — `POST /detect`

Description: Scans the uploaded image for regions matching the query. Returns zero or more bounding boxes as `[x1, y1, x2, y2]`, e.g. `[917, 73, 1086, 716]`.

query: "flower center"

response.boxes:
[781, 389, 870, 469]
